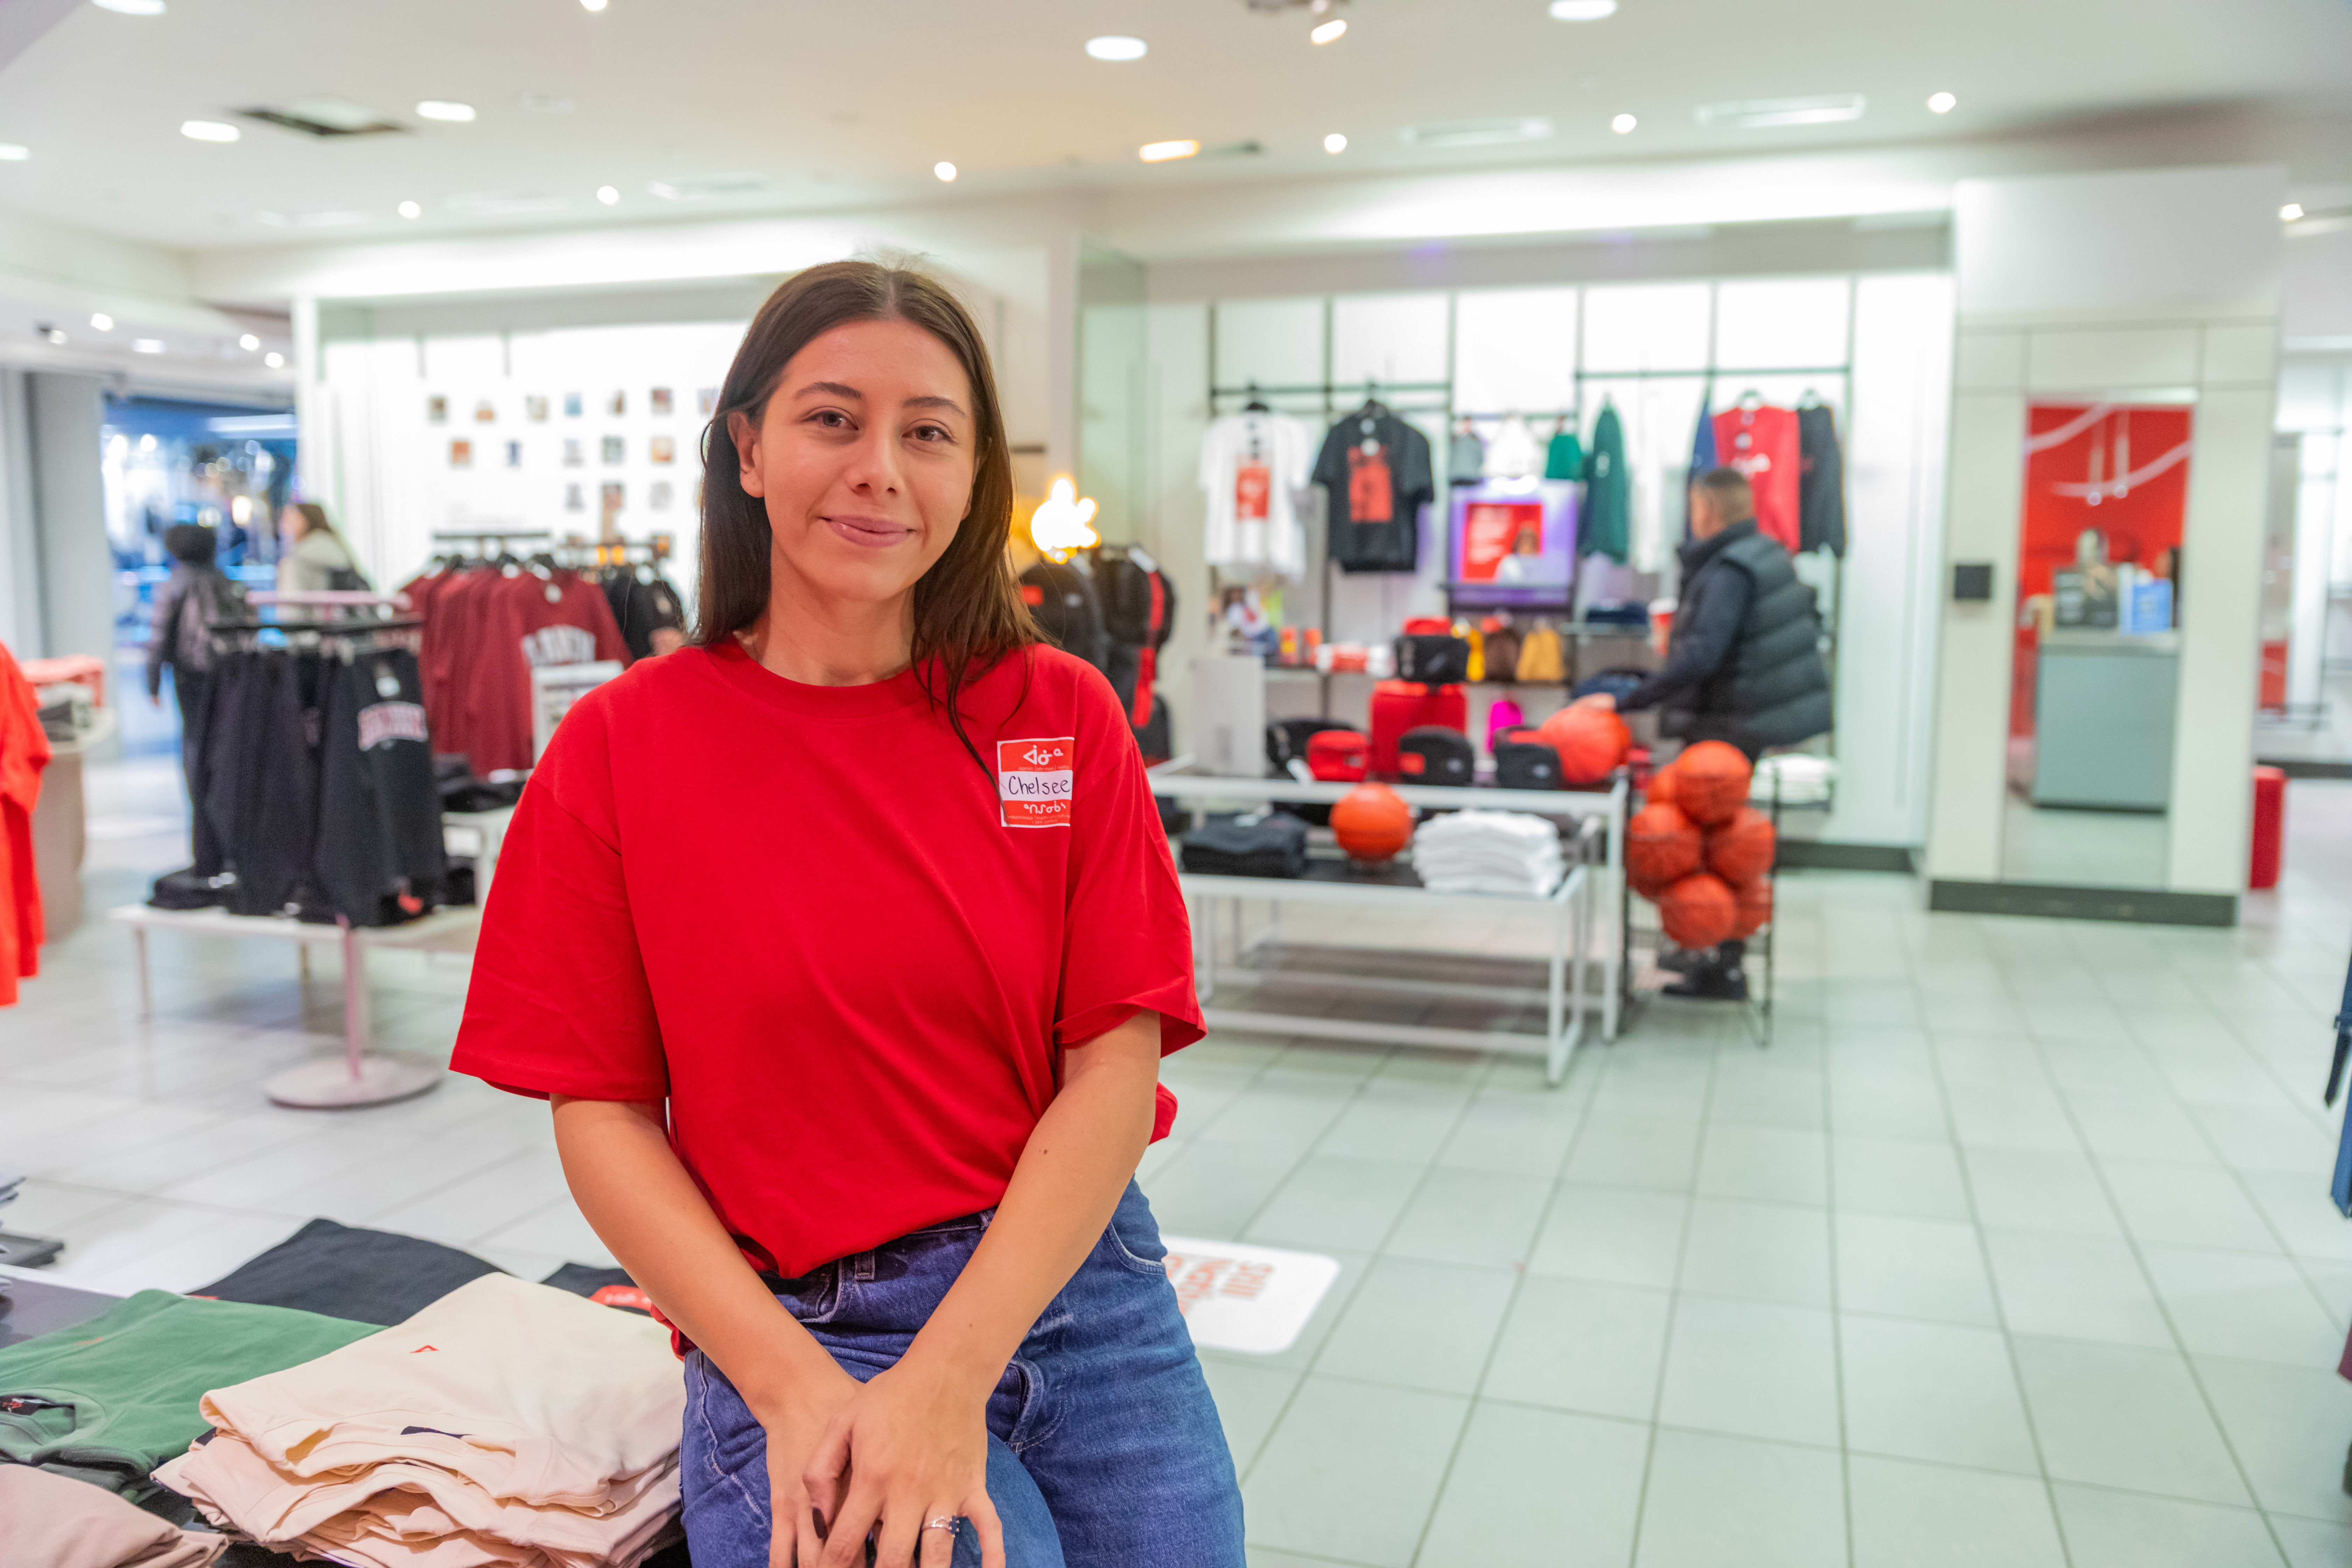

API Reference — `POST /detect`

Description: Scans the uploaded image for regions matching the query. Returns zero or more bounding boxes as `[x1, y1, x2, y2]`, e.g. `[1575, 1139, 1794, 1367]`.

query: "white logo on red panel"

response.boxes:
[522, 625, 598, 667]
[997, 736, 1074, 828]
[356, 701, 428, 751]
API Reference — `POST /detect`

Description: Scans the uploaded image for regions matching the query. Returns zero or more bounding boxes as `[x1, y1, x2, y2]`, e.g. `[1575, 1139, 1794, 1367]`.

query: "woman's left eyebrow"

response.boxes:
[905, 395, 968, 417]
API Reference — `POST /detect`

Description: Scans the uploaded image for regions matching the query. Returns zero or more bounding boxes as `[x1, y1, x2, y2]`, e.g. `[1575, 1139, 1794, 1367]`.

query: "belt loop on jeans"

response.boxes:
[853, 1251, 877, 1283]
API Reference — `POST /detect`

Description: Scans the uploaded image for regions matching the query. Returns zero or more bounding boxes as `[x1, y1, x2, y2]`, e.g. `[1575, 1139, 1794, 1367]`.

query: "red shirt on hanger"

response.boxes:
[459, 572, 631, 775]
[448, 641, 1202, 1283]
[1713, 405, 1803, 552]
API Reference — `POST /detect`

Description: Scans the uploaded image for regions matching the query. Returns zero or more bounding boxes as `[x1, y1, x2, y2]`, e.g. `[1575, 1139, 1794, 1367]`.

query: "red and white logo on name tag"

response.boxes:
[997, 736, 1075, 828]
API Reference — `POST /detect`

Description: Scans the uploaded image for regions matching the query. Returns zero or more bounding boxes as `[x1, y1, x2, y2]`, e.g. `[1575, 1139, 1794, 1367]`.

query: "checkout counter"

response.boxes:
[2032, 629, 2179, 811]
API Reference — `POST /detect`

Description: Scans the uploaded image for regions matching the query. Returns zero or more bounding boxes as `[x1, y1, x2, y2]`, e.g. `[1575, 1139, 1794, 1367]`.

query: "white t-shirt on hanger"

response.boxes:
[1200, 411, 1314, 579]
[1482, 414, 1544, 480]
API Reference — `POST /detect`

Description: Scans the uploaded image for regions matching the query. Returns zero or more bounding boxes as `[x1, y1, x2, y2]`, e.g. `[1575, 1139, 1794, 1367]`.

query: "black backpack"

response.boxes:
[1493, 727, 1563, 790]
[1020, 559, 1109, 672]
[1394, 632, 1472, 685]
[1096, 547, 1175, 651]
[1397, 726, 1475, 785]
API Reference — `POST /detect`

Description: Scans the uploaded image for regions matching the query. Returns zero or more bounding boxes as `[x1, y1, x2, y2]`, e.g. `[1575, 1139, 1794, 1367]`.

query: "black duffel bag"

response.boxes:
[1393, 632, 1472, 685]
[1493, 726, 1563, 790]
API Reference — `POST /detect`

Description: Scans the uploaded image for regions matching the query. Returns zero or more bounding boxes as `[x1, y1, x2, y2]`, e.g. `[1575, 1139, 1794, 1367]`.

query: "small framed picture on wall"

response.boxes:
[564, 392, 583, 418]
[650, 435, 675, 465]
[650, 481, 673, 511]
[564, 438, 582, 467]
[449, 439, 472, 468]
[651, 387, 673, 416]
[474, 400, 497, 424]
[602, 436, 625, 464]
[505, 440, 523, 468]
[602, 481, 625, 514]
[564, 482, 584, 511]
[697, 387, 719, 416]
[607, 391, 626, 417]
[427, 396, 448, 424]
[525, 395, 550, 422]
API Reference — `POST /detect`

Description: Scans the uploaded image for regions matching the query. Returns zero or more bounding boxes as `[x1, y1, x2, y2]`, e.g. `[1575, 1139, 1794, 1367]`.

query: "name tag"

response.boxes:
[998, 737, 1074, 828]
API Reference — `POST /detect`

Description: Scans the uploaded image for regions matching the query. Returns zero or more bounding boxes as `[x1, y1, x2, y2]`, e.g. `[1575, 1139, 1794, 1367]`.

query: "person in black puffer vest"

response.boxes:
[1576, 466, 1830, 1000]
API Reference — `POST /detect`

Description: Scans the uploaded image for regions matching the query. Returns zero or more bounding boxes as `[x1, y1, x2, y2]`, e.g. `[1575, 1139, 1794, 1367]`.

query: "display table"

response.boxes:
[108, 903, 482, 1110]
[1183, 858, 1594, 1084]
[1147, 757, 1629, 1044]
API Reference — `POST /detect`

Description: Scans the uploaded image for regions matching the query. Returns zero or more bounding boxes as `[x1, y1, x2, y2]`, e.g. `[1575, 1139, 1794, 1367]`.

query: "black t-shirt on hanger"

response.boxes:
[1315, 410, 1434, 574]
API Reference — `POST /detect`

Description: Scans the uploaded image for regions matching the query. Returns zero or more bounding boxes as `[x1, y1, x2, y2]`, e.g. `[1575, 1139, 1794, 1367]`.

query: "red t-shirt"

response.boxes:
[1713, 406, 1802, 552]
[461, 573, 632, 775]
[449, 640, 1204, 1280]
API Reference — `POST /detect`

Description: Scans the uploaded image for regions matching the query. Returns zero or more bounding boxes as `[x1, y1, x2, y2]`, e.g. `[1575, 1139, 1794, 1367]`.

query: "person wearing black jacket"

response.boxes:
[1580, 467, 1830, 1000]
[146, 524, 245, 873]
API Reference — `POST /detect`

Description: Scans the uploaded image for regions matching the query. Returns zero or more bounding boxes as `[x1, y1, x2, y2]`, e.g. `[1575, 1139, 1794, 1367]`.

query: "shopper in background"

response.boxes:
[275, 502, 368, 594]
[451, 260, 1238, 1568]
[1577, 466, 1829, 1000]
[145, 522, 243, 866]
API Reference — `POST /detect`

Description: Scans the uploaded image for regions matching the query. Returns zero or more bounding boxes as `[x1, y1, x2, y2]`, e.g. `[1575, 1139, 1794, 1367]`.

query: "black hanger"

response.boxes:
[1243, 379, 1269, 413]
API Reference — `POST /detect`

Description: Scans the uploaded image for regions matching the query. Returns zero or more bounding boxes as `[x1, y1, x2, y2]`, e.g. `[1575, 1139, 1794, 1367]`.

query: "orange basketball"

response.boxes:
[1728, 877, 1773, 941]
[1538, 705, 1632, 785]
[1626, 803, 1702, 897]
[1645, 763, 1679, 808]
[1672, 741, 1752, 825]
[1331, 782, 1414, 862]
[1658, 872, 1737, 948]
[1703, 807, 1777, 883]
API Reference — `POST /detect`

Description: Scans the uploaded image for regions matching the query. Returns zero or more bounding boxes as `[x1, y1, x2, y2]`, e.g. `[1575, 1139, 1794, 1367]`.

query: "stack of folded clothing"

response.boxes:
[154, 1273, 685, 1568]
[1411, 810, 1566, 896]
[0, 1464, 227, 1567]
[1180, 810, 1310, 878]
[0, 1289, 381, 1505]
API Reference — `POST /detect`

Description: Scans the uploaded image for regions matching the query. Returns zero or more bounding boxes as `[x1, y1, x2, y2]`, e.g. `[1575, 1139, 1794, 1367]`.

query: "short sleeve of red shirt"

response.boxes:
[448, 642, 1203, 1280]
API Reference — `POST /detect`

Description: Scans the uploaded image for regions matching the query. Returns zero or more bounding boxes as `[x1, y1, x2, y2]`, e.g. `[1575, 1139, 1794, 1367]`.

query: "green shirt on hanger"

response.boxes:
[1582, 405, 1630, 565]
[1544, 430, 1584, 483]
[0, 1290, 378, 1500]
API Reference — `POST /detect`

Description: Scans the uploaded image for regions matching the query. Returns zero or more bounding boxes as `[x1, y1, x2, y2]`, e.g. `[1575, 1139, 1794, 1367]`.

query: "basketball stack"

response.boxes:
[1625, 741, 1773, 954]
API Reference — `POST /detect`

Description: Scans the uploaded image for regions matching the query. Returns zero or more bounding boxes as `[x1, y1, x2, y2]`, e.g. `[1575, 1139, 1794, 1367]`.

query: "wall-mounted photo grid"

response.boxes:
[395, 320, 744, 611]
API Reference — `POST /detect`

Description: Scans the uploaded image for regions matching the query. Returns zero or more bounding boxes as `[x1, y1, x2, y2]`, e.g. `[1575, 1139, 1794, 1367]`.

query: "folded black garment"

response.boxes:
[1180, 812, 1309, 878]
[193, 1218, 503, 1327]
[541, 1262, 652, 1316]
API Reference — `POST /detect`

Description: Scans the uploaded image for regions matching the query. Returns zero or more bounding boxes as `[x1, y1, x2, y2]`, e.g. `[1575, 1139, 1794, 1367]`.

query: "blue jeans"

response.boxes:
[680, 1182, 1245, 1567]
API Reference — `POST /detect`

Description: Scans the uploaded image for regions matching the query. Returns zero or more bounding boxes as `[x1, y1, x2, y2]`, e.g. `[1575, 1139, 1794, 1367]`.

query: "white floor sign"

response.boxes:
[1157, 1237, 1341, 1355]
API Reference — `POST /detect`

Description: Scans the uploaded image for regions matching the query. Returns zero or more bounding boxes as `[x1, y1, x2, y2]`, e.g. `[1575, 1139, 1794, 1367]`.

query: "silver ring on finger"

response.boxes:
[923, 1515, 958, 1533]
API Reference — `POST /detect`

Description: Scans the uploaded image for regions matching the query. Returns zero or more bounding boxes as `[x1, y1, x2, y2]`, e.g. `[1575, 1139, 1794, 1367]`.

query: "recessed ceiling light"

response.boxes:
[2281, 203, 2305, 222]
[1139, 139, 1201, 163]
[580, 0, 607, 10]
[256, 208, 368, 229]
[1085, 35, 1147, 62]
[645, 171, 771, 201]
[1927, 91, 1957, 114]
[1610, 113, 1638, 134]
[397, 199, 421, 218]
[1310, 18, 1347, 43]
[265, 352, 285, 368]
[93, 0, 167, 14]
[1695, 93, 1866, 128]
[132, 339, 165, 354]
[0, 145, 28, 161]
[1323, 132, 1348, 154]
[933, 161, 958, 182]
[416, 100, 475, 122]
[1549, 0, 1618, 18]
[181, 120, 239, 142]
[42, 327, 66, 345]
[596, 184, 620, 205]
[91, 313, 114, 331]
[238, 333, 259, 351]
[518, 93, 574, 115]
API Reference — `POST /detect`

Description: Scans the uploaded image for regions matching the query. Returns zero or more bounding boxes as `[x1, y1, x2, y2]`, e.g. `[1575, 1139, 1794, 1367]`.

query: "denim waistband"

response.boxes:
[756, 1208, 995, 1293]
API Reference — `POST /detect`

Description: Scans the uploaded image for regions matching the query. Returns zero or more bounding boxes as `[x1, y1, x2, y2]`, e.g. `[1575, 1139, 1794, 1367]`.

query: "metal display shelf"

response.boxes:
[1148, 757, 1629, 1049]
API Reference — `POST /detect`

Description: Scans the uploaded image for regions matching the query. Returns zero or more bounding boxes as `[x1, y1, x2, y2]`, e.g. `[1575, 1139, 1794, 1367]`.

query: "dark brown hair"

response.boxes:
[288, 502, 340, 540]
[1695, 466, 1756, 522]
[694, 259, 1034, 771]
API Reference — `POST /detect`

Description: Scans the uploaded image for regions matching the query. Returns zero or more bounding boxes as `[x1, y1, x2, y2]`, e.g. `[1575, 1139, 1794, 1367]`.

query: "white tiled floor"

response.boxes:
[7, 754, 2352, 1566]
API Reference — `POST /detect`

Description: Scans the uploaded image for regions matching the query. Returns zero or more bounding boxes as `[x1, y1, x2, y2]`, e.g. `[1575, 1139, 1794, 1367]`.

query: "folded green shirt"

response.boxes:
[0, 1289, 379, 1500]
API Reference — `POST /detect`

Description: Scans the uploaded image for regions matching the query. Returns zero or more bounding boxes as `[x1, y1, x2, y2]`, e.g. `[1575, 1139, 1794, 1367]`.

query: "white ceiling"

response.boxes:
[0, 0, 2347, 255]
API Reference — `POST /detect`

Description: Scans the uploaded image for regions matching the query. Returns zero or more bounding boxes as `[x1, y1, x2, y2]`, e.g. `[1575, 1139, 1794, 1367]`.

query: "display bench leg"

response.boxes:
[298, 944, 310, 984]
[262, 923, 437, 1110]
[1546, 894, 1569, 1086]
[132, 927, 152, 1021]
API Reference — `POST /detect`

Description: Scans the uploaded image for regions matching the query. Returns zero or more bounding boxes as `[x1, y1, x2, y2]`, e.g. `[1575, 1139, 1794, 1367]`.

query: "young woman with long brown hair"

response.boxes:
[451, 260, 1243, 1568]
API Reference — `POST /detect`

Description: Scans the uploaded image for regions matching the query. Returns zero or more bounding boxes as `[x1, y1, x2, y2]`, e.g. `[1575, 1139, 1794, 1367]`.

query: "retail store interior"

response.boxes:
[4, 1, 2352, 1564]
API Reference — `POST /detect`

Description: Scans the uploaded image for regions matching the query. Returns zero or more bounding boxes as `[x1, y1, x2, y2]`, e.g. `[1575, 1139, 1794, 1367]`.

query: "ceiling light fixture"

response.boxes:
[238, 333, 259, 351]
[1549, 0, 1618, 18]
[1139, 139, 1200, 163]
[1927, 91, 1957, 114]
[1323, 132, 1348, 154]
[1695, 93, 1867, 128]
[132, 339, 164, 354]
[1310, 18, 1347, 43]
[181, 120, 239, 142]
[518, 93, 573, 115]
[933, 161, 958, 182]
[0, 145, 28, 161]
[40, 327, 66, 345]
[397, 199, 421, 218]
[93, 0, 167, 14]
[1085, 35, 1147, 61]
[265, 352, 285, 368]
[580, 0, 607, 10]
[1401, 117, 1554, 148]
[415, 100, 475, 122]
[1610, 112, 1637, 134]
[2282, 203, 2305, 222]
[91, 313, 114, 331]
[596, 184, 621, 204]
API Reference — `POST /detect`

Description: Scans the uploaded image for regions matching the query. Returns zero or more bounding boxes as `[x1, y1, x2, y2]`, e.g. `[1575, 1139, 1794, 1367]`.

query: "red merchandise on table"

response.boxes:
[1713, 405, 1802, 552]
[1368, 680, 1467, 777]
[0, 640, 51, 1005]
[401, 566, 630, 774]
